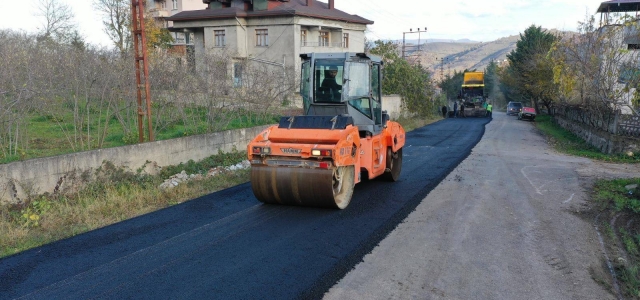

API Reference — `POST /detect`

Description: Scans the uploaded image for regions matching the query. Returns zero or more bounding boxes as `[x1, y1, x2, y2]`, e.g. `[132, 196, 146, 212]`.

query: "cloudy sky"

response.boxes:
[0, 0, 614, 47]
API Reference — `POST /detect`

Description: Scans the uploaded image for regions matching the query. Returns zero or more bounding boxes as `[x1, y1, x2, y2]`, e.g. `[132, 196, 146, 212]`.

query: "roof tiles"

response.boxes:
[168, 0, 373, 25]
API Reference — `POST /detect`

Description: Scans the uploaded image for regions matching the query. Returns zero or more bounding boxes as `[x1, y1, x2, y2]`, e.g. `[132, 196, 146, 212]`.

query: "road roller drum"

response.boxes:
[251, 165, 355, 209]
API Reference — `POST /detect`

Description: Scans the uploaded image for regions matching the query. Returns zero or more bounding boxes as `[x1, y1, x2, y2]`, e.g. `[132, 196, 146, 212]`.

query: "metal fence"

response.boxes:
[618, 114, 640, 137]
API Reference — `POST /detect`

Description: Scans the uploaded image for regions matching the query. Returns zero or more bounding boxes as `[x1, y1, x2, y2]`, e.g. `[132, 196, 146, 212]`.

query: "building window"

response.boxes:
[174, 32, 185, 44]
[234, 63, 243, 87]
[256, 29, 268, 47]
[160, 1, 166, 9]
[301, 30, 307, 46]
[319, 31, 329, 47]
[214, 30, 225, 47]
[343, 33, 349, 48]
[172, 0, 178, 10]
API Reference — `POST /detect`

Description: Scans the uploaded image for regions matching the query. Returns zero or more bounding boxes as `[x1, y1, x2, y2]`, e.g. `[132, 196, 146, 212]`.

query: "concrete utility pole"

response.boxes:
[402, 27, 427, 60]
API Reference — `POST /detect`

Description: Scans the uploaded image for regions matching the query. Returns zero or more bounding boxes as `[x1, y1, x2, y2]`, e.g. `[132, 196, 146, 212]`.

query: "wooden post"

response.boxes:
[131, 0, 154, 142]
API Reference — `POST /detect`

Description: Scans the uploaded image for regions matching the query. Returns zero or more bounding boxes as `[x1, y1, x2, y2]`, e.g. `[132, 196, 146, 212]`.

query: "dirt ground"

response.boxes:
[324, 113, 640, 300]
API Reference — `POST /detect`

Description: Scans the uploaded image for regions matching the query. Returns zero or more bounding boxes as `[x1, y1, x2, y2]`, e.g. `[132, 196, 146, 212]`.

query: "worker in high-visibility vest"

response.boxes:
[487, 103, 493, 118]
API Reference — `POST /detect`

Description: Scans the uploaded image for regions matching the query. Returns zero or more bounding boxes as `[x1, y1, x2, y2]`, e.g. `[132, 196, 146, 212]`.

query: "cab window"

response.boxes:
[314, 59, 344, 103]
[371, 64, 382, 125]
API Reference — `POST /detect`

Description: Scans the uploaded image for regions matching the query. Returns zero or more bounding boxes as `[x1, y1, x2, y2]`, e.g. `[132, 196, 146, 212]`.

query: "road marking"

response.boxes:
[562, 193, 575, 204]
[521, 166, 543, 195]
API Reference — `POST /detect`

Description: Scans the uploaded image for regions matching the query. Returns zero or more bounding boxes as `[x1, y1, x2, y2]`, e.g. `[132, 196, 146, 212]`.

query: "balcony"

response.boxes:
[301, 42, 346, 48]
[148, 8, 170, 18]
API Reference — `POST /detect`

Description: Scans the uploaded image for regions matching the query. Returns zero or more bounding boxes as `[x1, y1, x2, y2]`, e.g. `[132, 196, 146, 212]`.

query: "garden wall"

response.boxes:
[0, 125, 270, 205]
[382, 95, 403, 120]
[553, 113, 640, 155]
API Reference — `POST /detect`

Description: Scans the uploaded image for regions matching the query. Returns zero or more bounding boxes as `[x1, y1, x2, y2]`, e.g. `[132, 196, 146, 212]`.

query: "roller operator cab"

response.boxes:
[247, 53, 406, 209]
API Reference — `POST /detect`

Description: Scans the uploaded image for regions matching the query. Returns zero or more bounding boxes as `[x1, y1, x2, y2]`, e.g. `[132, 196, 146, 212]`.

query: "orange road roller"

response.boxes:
[248, 52, 406, 209]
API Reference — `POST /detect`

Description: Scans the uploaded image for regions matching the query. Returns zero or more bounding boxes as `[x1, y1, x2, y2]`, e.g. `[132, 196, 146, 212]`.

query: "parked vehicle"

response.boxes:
[518, 107, 536, 121]
[506, 101, 523, 115]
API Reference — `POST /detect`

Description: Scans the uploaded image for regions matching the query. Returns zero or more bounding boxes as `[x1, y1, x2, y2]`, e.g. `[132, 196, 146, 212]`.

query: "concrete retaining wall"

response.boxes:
[555, 116, 639, 155]
[0, 125, 270, 205]
[382, 94, 403, 120]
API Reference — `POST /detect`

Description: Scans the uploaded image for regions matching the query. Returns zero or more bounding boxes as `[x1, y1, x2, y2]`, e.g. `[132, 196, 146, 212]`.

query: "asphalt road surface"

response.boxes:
[1, 115, 489, 299]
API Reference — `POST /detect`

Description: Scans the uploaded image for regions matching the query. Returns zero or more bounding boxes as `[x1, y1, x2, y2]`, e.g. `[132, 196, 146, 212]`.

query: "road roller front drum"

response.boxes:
[250, 165, 355, 209]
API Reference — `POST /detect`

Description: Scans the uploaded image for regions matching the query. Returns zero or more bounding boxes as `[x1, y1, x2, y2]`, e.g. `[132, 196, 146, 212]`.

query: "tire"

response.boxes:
[332, 165, 355, 209]
[382, 147, 403, 182]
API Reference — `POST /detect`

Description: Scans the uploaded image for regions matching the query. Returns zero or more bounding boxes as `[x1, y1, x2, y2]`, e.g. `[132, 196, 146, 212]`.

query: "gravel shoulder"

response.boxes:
[324, 113, 639, 299]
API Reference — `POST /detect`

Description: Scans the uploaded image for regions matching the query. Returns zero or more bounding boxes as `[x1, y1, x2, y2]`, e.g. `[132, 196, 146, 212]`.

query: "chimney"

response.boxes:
[328, 0, 334, 9]
[306, 0, 313, 6]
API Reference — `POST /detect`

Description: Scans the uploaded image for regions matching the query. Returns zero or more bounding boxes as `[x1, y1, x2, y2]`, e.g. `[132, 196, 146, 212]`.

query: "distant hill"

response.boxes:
[400, 29, 572, 81]
[402, 38, 480, 44]
[400, 34, 519, 81]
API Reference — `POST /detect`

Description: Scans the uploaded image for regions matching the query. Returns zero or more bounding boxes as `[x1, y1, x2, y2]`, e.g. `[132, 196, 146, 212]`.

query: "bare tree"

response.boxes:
[553, 14, 640, 113]
[93, 0, 131, 54]
[34, 0, 76, 43]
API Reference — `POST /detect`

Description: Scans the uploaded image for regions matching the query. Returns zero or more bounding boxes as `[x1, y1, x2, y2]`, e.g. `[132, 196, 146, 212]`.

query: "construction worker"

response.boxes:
[487, 103, 493, 118]
[453, 101, 458, 118]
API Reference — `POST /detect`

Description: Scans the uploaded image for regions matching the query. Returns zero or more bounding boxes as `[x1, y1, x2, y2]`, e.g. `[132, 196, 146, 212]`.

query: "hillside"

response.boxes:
[403, 29, 573, 82]
[402, 34, 520, 81]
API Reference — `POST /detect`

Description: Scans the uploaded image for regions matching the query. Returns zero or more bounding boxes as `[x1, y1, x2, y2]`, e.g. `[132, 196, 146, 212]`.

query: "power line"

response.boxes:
[402, 27, 427, 60]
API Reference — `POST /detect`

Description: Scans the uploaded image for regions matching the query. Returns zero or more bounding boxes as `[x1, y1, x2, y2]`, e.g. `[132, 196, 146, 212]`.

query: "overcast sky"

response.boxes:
[0, 0, 613, 47]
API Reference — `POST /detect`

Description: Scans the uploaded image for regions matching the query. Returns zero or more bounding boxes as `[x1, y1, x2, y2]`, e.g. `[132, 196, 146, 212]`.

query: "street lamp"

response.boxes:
[402, 27, 427, 60]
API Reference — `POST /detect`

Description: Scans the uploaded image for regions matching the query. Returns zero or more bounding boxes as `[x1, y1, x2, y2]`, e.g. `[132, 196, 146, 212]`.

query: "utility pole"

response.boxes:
[436, 57, 449, 80]
[402, 27, 427, 60]
[131, 0, 154, 142]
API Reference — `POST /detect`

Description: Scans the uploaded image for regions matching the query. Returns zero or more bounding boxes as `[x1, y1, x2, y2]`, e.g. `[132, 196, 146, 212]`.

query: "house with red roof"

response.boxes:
[167, 0, 373, 83]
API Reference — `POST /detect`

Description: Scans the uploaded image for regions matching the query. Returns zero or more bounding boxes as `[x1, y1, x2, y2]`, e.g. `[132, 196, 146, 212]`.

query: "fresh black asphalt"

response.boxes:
[0, 117, 490, 299]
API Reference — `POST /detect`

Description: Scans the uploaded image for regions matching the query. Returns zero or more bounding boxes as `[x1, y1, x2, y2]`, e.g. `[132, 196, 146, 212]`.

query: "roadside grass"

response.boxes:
[0, 102, 281, 164]
[535, 114, 640, 163]
[592, 178, 640, 298]
[396, 114, 442, 132]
